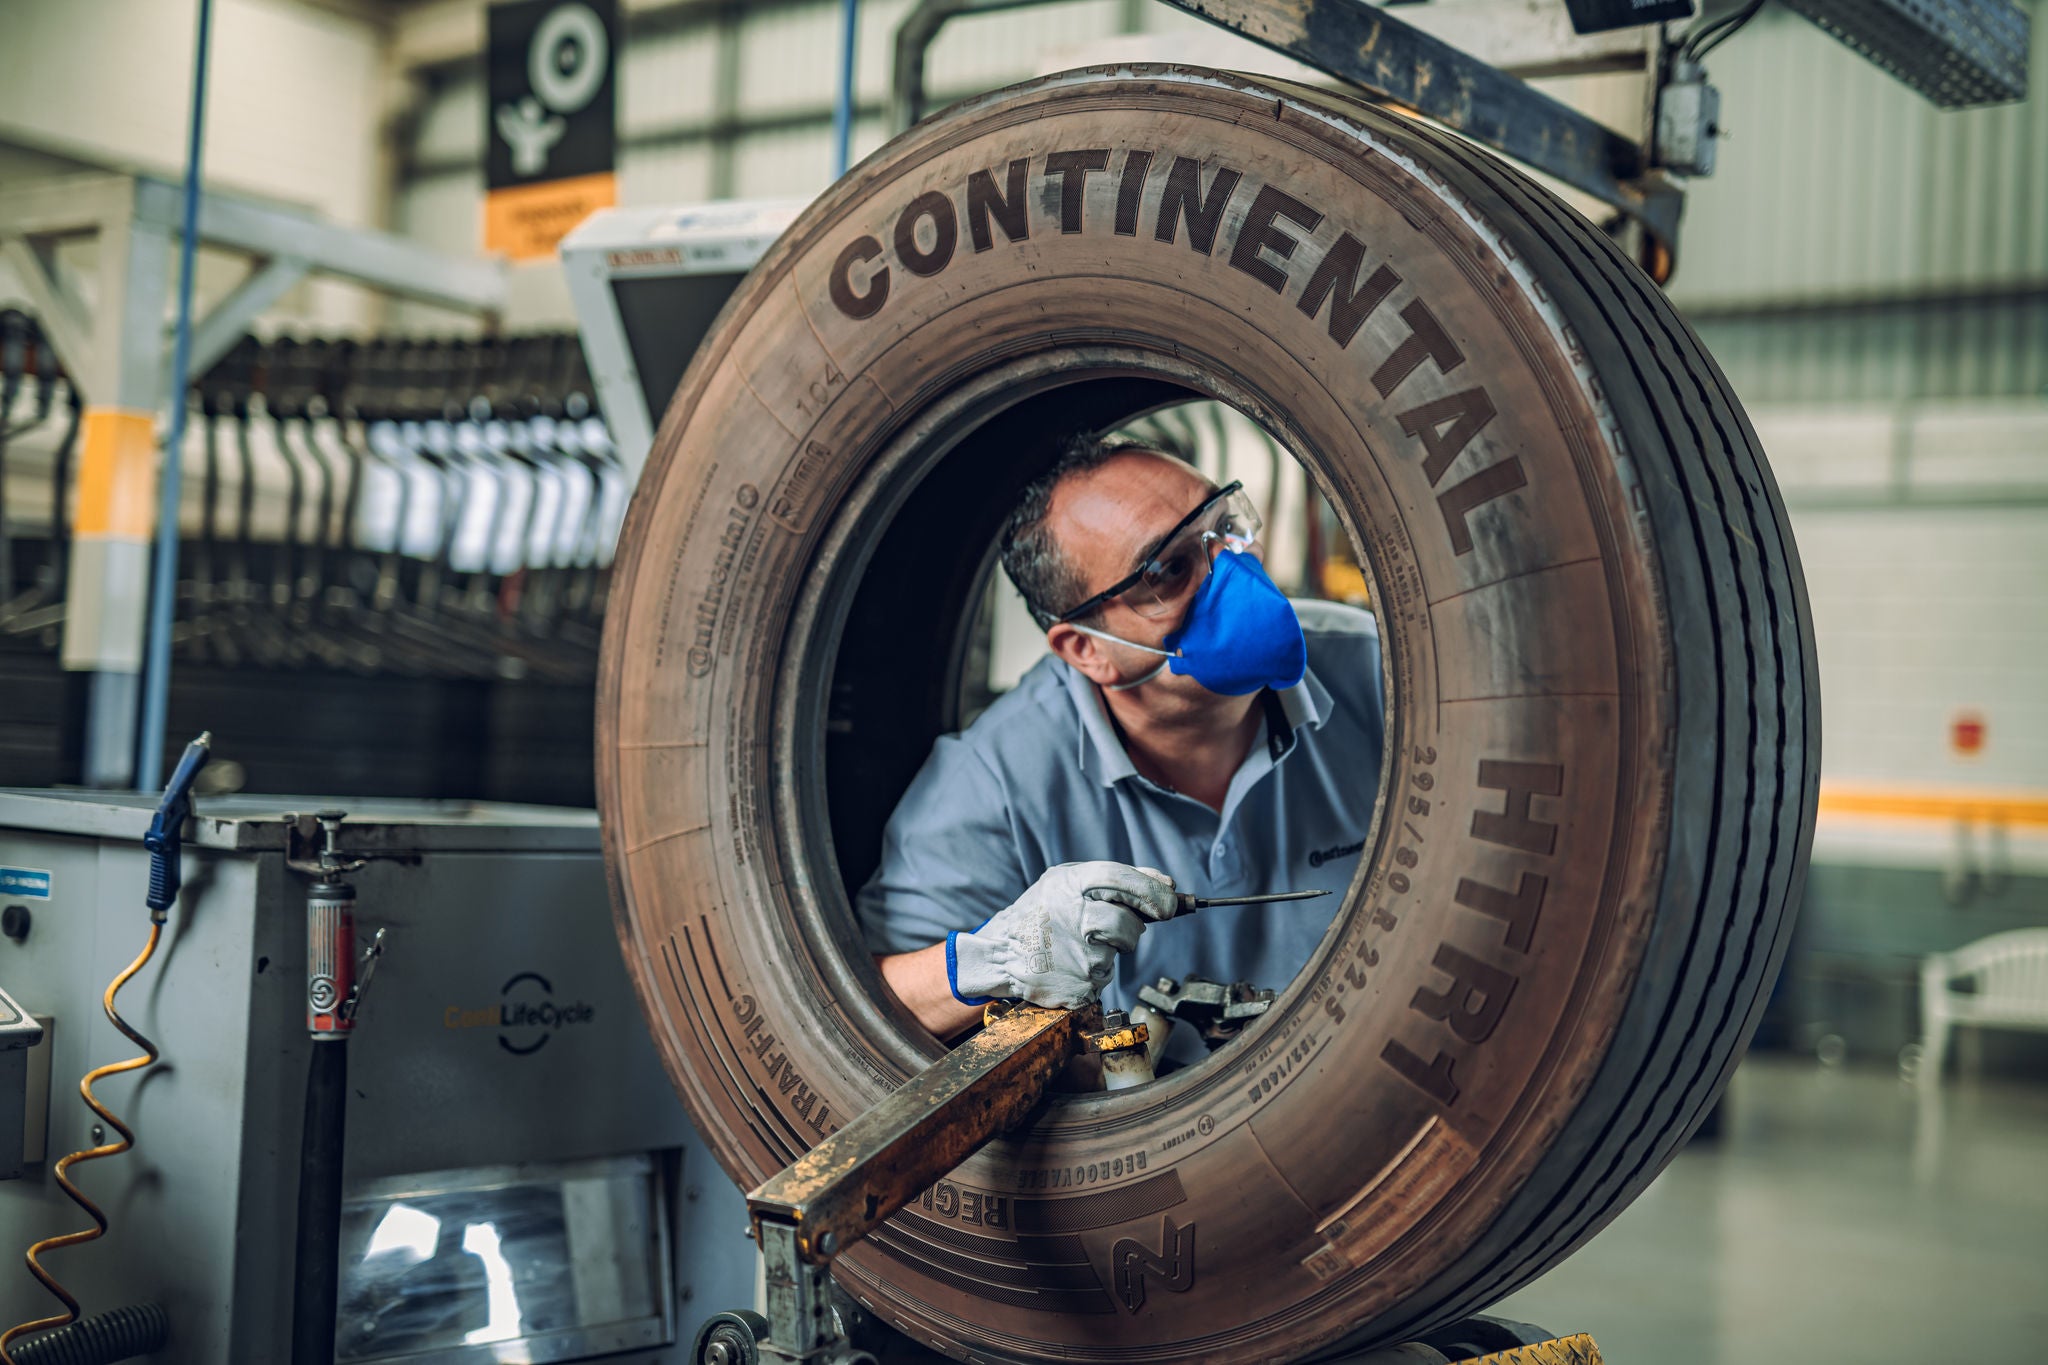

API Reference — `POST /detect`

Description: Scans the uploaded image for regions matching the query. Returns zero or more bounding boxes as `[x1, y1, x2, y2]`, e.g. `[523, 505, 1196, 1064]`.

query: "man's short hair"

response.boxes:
[998, 432, 1184, 627]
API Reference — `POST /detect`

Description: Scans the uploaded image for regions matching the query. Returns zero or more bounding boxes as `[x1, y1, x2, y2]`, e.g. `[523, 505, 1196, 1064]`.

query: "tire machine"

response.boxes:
[683, 1000, 1597, 1365]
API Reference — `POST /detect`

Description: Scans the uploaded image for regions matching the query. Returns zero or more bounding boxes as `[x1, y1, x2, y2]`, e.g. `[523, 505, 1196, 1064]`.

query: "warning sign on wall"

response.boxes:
[486, 0, 619, 261]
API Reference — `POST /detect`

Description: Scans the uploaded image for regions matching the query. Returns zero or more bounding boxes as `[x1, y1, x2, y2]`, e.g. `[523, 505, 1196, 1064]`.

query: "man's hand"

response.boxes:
[949, 862, 1178, 1010]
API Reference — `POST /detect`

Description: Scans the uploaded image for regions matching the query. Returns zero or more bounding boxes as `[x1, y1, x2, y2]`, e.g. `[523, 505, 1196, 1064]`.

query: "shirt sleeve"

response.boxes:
[855, 732, 1029, 955]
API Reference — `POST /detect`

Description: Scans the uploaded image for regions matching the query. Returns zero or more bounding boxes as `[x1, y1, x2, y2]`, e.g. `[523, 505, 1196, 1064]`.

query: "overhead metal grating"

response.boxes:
[1776, 0, 2030, 107]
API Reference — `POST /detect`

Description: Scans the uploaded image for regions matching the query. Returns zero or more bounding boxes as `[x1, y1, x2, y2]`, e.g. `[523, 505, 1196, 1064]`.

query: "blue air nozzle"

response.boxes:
[142, 732, 212, 920]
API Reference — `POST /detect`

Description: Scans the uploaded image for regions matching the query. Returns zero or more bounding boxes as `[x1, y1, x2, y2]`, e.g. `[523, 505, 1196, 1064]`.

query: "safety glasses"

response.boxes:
[1056, 480, 1261, 623]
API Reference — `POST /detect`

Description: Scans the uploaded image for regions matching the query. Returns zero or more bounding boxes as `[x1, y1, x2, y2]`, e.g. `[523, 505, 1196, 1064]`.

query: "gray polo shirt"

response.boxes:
[857, 601, 1386, 1053]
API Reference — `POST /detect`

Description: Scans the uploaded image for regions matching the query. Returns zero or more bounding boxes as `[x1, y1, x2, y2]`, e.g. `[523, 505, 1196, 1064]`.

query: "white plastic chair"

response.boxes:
[1919, 929, 2048, 1088]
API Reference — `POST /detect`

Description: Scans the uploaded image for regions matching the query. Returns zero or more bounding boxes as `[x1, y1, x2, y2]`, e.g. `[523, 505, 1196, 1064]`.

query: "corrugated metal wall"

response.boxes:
[1674, 5, 2048, 402]
[1694, 300, 2048, 404]
[1790, 501, 2048, 790]
[1671, 8, 2047, 306]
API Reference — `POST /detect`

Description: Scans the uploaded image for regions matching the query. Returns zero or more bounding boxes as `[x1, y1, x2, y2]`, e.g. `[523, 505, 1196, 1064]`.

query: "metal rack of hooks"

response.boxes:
[0, 310, 83, 643]
[0, 320, 624, 686]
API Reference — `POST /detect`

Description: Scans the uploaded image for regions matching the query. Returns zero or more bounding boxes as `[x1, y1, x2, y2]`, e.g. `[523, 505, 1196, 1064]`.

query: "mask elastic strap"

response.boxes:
[1068, 622, 1175, 692]
[1106, 659, 1169, 692]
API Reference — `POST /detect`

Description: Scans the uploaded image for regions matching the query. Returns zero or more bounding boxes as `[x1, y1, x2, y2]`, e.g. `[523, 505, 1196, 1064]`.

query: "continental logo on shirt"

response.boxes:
[1308, 838, 1365, 868]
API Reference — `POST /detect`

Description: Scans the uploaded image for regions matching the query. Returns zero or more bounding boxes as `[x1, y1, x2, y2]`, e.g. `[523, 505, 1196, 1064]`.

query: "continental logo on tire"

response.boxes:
[768, 441, 832, 532]
[685, 484, 760, 676]
[826, 149, 1524, 562]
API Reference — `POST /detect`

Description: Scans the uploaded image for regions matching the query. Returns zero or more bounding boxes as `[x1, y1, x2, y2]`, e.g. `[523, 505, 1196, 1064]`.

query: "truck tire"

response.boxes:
[597, 66, 1818, 1364]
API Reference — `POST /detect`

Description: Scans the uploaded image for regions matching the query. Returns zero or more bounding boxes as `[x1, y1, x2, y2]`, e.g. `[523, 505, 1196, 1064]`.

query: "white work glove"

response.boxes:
[948, 863, 1178, 1009]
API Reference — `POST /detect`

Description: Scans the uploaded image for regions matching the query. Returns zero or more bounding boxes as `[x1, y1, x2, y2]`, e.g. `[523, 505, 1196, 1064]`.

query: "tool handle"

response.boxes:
[142, 732, 212, 918]
[307, 879, 356, 1039]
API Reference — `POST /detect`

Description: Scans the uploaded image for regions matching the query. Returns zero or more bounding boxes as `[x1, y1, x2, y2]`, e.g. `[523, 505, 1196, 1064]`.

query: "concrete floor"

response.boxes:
[1494, 1055, 2048, 1364]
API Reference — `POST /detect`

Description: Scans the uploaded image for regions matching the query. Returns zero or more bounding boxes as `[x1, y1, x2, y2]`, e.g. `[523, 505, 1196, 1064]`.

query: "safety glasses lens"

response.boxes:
[1125, 492, 1260, 618]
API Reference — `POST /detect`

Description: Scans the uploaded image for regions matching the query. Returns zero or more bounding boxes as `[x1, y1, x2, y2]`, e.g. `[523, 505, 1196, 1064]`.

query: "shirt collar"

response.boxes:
[1056, 658, 1334, 788]
[1278, 664, 1332, 734]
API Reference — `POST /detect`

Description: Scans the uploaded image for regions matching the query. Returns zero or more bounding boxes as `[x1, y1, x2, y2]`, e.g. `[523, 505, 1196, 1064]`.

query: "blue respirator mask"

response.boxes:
[1073, 548, 1307, 697]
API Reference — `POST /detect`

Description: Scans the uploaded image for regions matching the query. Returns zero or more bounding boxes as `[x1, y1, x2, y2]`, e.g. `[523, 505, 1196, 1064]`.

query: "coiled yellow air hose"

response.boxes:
[0, 924, 165, 1365]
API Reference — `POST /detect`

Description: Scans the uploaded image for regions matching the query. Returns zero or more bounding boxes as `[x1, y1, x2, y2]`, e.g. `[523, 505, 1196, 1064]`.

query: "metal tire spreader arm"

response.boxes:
[713, 999, 1604, 1365]
[705, 1005, 1142, 1365]
[701, 905, 1325, 1364]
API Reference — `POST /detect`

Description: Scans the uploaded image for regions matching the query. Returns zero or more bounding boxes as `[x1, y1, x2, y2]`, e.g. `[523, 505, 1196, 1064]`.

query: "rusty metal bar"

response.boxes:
[746, 1005, 1077, 1265]
[889, 0, 1684, 273]
[1156, 0, 1683, 253]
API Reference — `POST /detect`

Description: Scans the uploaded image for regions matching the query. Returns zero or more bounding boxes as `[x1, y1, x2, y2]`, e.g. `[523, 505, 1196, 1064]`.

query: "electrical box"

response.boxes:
[1656, 65, 1722, 177]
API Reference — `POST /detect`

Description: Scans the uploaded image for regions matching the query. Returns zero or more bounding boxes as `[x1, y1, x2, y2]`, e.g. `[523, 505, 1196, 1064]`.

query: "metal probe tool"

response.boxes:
[1174, 888, 1330, 913]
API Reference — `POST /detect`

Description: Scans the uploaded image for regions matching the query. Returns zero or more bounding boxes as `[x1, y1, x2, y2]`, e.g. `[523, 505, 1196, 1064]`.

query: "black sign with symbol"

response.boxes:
[487, 0, 618, 190]
[1560, 0, 1694, 34]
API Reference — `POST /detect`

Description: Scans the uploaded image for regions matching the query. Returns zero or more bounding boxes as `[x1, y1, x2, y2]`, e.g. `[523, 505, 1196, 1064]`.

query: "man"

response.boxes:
[857, 435, 1385, 1062]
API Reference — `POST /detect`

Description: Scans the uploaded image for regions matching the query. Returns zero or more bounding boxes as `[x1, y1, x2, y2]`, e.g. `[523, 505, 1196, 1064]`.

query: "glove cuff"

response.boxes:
[946, 930, 997, 1006]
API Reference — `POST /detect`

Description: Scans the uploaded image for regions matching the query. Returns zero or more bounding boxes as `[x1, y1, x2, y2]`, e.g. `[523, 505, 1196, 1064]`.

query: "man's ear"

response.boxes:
[1045, 622, 1123, 687]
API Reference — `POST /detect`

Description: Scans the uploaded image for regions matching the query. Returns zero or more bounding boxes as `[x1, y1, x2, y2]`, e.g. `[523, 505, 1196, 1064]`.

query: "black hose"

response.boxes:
[0, 372, 16, 604]
[290, 1041, 347, 1365]
[8, 1303, 168, 1365]
[42, 391, 80, 602]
